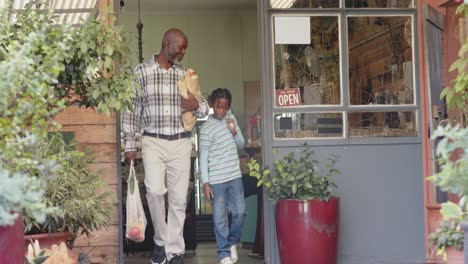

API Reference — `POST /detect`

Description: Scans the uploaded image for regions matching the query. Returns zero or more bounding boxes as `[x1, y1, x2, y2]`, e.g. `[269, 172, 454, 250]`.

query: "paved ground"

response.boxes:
[125, 242, 265, 264]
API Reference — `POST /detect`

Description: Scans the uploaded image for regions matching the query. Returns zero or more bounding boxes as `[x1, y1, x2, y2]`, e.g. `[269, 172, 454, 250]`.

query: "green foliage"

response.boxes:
[23, 133, 113, 238]
[429, 5, 468, 252]
[428, 124, 468, 255]
[429, 218, 464, 259]
[0, 0, 134, 228]
[248, 144, 339, 203]
[57, 7, 137, 115]
[0, 1, 137, 117]
[429, 124, 468, 199]
[0, 2, 69, 141]
[440, 4, 468, 125]
[0, 165, 53, 226]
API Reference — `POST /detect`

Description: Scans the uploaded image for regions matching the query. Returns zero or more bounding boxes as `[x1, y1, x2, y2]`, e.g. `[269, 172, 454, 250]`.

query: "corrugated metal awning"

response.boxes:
[0, 0, 98, 25]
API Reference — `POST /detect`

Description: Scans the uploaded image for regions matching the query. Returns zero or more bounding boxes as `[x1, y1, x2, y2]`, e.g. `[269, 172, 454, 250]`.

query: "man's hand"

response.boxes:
[203, 182, 214, 203]
[181, 90, 199, 113]
[125, 151, 137, 165]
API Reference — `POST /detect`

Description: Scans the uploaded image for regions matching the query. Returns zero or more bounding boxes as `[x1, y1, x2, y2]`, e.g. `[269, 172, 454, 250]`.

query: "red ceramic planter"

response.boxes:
[275, 197, 339, 264]
[0, 216, 25, 264]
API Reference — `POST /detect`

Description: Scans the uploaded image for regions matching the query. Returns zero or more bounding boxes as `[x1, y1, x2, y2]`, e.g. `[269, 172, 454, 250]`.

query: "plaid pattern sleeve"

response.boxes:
[122, 64, 144, 151]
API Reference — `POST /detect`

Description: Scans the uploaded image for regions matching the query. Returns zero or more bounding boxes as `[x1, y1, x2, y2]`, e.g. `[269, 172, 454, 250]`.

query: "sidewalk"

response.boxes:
[125, 242, 265, 264]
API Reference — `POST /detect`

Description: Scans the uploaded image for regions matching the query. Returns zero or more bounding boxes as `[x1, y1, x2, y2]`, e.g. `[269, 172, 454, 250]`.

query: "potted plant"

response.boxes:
[429, 3, 468, 263]
[0, 2, 70, 262]
[248, 144, 340, 264]
[0, 164, 53, 264]
[429, 218, 464, 263]
[23, 133, 113, 250]
[0, 1, 136, 261]
[428, 124, 468, 263]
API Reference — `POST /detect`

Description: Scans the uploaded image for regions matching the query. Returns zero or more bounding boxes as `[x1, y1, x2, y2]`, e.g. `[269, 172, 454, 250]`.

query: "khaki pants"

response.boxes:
[141, 136, 191, 258]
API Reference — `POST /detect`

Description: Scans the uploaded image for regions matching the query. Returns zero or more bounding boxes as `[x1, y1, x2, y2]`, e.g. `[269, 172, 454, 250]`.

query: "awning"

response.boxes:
[0, 0, 98, 25]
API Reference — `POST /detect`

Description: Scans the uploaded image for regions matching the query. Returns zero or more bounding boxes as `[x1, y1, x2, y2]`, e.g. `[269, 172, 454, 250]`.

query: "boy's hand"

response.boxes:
[203, 182, 214, 203]
[227, 118, 237, 136]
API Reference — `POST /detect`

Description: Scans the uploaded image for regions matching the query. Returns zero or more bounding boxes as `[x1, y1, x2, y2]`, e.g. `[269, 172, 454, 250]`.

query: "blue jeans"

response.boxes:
[211, 177, 246, 260]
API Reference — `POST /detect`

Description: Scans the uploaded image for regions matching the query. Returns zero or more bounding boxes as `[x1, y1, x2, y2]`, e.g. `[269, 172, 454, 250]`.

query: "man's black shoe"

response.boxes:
[170, 255, 184, 264]
[151, 244, 166, 264]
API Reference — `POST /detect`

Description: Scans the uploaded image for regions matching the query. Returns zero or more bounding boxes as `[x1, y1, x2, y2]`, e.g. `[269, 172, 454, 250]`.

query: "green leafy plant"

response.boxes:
[56, 7, 137, 115]
[0, 0, 135, 227]
[428, 4, 468, 254]
[430, 124, 468, 198]
[429, 218, 464, 258]
[0, 165, 53, 226]
[23, 133, 113, 240]
[248, 144, 339, 203]
[1, 1, 138, 116]
[0, 1, 63, 225]
[440, 4, 468, 126]
[428, 124, 468, 257]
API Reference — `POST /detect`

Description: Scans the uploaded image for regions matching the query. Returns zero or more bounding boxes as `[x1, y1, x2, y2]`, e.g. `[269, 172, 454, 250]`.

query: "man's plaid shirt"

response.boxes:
[123, 55, 209, 151]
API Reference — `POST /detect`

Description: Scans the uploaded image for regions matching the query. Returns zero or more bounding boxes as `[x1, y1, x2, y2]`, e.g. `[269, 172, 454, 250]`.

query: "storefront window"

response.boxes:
[271, 10, 416, 139]
[348, 111, 416, 137]
[274, 112, 343, 138]
[348, 16, 414, 105]
[345, 0, 413, 8]
[273, 16, 340, 106]
[269, 0, 413, 9]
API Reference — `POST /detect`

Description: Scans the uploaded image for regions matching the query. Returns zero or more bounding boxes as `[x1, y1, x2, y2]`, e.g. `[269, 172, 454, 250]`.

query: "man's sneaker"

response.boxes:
[169, 255, 184, 264]
[151, 244, 166, 264]
[230, 245, 238, 263]
[220, 257, 234, 264]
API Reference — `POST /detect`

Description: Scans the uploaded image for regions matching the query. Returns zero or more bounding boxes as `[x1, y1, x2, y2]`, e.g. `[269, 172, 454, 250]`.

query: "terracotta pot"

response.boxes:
[24, 231, 74, 250]
[275, 197, 339, 264]
[0, 215, 25, 264]
[446, 247, 464, 264]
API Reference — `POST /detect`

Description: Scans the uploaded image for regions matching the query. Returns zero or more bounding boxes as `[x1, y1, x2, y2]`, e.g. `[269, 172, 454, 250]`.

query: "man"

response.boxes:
[123, 28, 209, 264]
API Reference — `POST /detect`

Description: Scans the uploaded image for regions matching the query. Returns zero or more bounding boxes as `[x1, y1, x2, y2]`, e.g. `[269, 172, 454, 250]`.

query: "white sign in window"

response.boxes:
[274, 17, 310, 44]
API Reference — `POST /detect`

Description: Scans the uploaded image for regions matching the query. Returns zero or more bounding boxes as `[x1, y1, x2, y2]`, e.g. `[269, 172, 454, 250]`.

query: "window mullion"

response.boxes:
[340, 10, 349, 138]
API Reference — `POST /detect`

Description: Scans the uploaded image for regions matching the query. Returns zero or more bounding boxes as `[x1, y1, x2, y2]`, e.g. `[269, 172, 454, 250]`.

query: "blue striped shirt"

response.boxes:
[199, 113, 245, 184]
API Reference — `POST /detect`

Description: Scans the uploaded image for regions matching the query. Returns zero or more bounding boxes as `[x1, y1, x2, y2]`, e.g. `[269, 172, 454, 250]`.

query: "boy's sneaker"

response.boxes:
[230, 245, 238, 263]
[170, 255, 184, 264]
[151, 244, 166, 264]
[220, 257, 234, 264]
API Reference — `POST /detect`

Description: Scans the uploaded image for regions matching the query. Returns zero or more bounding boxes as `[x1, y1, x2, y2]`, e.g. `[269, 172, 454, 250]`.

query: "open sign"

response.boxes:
[275, 88, 301, 107]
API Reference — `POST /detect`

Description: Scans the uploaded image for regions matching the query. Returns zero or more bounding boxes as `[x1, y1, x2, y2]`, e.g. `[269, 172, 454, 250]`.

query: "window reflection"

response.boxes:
[348, 16, 414, 105]
[270, 0, 339, 8]
[269, 0, 413, 8]
[274, 112, 343, 138]
[274, 16, 340, 106]
[345, 0, 413, 8]
[349, 111, 417, 137]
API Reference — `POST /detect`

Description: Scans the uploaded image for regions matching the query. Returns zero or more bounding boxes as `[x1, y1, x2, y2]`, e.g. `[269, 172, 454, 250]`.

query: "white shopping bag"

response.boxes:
[126, 161, 147, 242]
